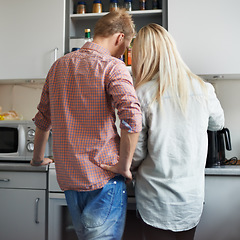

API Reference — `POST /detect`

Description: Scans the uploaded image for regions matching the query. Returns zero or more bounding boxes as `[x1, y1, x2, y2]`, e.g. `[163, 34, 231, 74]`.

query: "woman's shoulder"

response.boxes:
[136, 79, 158, 103]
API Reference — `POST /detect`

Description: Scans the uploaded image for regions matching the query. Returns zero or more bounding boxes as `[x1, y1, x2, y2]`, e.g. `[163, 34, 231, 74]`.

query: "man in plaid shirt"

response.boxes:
[31, 9, 142, 240]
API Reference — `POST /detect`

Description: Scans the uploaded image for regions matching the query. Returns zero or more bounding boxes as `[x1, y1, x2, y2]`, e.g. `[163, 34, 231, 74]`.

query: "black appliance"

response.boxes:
[206, 128, 232, 167]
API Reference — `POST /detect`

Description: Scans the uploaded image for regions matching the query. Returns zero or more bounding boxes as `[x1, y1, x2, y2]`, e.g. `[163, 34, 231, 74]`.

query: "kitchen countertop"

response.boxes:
[1, 162, 240, 175]
[205, 165, 240, 176]
[0, 162, 48, 172]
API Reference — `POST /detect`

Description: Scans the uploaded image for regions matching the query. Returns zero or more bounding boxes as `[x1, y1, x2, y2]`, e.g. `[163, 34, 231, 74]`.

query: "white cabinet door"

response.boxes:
[168, 0, 240, 80]
[195, 175, 240, 240]
[0, 188, 46, 240]
[0, 0, 65, 80]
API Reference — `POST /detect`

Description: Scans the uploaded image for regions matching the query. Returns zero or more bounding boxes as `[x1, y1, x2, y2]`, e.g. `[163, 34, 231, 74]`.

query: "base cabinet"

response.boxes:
[195, 175, 240, 240]
[0, 189, 46, 240]
[0, 170, 47, 240]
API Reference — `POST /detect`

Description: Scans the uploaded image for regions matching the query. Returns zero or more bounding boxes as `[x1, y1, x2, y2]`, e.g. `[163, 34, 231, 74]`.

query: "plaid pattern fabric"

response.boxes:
[34, 42, 142, 191]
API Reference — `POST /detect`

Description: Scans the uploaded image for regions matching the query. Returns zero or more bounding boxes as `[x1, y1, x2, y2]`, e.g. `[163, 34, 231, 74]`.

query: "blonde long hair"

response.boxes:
[132, 23, 206, 113]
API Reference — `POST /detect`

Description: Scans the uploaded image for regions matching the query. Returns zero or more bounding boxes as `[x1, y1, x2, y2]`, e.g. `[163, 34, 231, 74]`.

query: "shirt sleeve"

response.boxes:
[33, 69, 52, 131]
[107, 62, 142, 133]
[132, 102, 148, 170]
[207, 82, 225, 131]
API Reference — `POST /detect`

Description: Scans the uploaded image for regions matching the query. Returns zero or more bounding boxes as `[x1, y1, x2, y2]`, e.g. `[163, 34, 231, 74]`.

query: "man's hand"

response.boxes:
[100, 162, 132, 180]
[30, 157, 53, 166]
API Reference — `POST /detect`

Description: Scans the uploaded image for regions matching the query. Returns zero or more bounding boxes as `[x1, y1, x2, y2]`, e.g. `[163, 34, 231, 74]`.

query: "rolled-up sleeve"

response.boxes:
[34, 72, 52, 131]
[107, 63, 142, 133]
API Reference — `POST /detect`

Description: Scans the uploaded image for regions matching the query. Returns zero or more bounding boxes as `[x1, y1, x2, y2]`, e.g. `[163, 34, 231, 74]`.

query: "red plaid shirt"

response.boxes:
[34, 42, 142, 191]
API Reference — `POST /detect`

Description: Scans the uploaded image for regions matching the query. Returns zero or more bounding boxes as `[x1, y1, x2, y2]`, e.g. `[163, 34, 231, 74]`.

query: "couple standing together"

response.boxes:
[31, 9, 224, 240]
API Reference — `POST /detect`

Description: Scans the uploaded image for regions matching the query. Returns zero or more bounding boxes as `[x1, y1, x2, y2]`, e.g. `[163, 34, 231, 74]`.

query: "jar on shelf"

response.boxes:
[124, 0, 132, 11]
[109, 0, 118, 12]
[139, 0, 146, 10]
[77, 1, 86, 14]
[93, 0, 102, 13]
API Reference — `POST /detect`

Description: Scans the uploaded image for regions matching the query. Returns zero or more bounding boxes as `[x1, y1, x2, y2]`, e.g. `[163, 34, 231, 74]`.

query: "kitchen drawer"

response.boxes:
[0, 171, 47, 189]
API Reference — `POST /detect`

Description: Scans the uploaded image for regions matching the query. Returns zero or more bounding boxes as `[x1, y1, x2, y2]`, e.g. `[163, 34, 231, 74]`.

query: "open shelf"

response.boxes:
[70, 10, 162, 20]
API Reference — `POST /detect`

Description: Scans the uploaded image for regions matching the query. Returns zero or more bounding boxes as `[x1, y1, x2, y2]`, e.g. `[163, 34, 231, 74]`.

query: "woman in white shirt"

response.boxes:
[131, 23, 224, 240]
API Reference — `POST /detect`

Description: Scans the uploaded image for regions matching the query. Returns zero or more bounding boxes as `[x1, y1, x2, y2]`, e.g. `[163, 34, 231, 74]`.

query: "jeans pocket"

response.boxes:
[82, 181, 116, 228]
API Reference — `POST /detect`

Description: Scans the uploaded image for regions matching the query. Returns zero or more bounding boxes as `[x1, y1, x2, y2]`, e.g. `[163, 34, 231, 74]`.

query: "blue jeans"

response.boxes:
[64, 175, 127, 240]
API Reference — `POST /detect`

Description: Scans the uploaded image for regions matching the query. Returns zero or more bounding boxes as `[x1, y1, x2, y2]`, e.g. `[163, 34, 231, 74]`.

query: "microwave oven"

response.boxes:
[0, 120, 52, 162]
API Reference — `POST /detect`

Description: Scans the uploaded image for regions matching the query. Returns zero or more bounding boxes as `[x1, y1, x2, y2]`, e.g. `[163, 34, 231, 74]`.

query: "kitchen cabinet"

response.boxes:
[195, 166, 240, 240]
[168, 0, 240, 80]
[0, 166, 48, 240]
[66, 0, 168, 53]
[0, 0, 65, 81]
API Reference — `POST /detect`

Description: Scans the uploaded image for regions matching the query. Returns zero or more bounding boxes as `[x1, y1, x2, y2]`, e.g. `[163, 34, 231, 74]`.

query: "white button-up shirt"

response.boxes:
[132, 75, 224, 231]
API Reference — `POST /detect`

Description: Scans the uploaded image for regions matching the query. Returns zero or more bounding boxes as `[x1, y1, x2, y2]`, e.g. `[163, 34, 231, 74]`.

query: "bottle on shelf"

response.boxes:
[152, 0, 158, 9]
[124, 0, 132, 11]
[109, 0, 119, 12]
[77, 1, 86, 14]
[139, 0, 146, 10]
[69, 29, 92, 52]
[84, 29, 92, 42]
[93, 0, 102, 13]
[124, 37, 134, 66]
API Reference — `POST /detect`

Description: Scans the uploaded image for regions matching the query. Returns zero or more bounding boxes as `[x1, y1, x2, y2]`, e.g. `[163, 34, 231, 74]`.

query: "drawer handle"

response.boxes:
[0, 178, 10, 182]
[35, 198, 40, 224]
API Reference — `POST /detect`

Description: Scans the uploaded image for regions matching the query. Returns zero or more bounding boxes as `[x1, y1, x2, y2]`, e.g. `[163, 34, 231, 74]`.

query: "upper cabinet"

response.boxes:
[0, 0, 65, 81]
[66, 0, 168, 53]
[0, 0, 167, 82]
[168, 0, 240, 80]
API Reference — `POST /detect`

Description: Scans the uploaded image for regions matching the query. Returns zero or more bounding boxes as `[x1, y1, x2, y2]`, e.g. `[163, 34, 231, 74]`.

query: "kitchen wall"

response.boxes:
[212, 79, 240, 160]
[0, 79, 239, 159]
[0, 84, 43, 120]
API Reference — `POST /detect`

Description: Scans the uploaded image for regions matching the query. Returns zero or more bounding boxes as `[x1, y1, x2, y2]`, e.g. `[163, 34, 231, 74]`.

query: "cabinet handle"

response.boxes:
[54, 47, 58, 62]
[35, 198, 40, 224]
[0, 178, 10, 182]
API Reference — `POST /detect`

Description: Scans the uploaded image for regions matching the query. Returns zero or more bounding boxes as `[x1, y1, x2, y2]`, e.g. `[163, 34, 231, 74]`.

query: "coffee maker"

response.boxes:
[206, 128, 232, 167]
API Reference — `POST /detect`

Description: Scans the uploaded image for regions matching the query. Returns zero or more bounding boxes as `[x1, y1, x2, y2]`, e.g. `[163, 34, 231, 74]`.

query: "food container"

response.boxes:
[77, 1, 86, 14]
[124, 0, 132, 11]
[139, 0, 146, 10]
[109, 0, 118, 12]
[93, 0, 102, 13]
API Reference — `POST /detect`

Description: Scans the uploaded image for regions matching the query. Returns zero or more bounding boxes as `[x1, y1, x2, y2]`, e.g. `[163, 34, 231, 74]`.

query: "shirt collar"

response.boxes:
[82, 41, 111, 56]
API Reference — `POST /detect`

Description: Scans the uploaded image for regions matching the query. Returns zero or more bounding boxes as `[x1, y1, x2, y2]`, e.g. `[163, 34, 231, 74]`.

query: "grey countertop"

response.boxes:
[1, 162, 240, 175]
[0, 162, 48, 172]
[205, 165, 240, 176]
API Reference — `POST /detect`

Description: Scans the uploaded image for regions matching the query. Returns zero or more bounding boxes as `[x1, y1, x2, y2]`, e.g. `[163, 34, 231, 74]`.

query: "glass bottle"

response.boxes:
[152, 0, 158, 9]
[124, 0, 132, 11]
[77, 1, 86, 14]
[139, 0, 146, 10]
[84, 29, 92, 42]
[109, 0, 118, 12]
[93, 0, 102, 13]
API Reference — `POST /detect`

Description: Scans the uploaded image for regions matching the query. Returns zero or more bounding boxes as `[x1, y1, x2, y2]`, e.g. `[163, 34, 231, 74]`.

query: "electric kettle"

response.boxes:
[206, 128, 232, 167]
